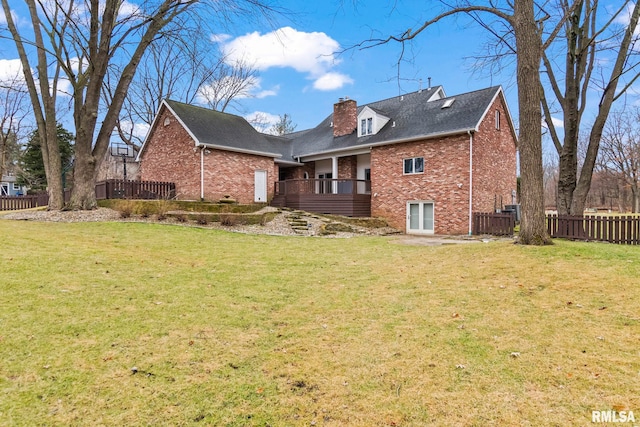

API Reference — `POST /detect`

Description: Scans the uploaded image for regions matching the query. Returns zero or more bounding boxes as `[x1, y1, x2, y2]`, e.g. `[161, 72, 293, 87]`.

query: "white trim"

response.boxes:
[199, 142, 282, 159]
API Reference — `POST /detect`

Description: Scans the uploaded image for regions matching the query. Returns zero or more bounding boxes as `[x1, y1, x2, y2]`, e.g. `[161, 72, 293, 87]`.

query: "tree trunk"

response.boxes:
[67, 131, 98, 210]
[514, 0, 551, 245]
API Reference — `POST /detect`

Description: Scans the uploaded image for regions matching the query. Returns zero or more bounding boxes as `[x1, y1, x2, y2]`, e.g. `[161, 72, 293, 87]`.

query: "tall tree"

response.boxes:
[354, 0, 558, 244]
[541, 1, 640, 216]
[1, 0, 280, 210]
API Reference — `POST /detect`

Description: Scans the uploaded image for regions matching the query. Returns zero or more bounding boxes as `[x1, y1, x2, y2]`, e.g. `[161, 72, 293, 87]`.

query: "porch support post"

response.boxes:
[331, 156, 338, 194]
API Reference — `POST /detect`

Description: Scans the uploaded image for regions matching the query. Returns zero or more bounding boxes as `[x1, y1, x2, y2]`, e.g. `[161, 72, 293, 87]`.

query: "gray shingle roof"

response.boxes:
[289, 85, 505, 158]
[164, 100, 294, 159]
[153, 85, 506, 163]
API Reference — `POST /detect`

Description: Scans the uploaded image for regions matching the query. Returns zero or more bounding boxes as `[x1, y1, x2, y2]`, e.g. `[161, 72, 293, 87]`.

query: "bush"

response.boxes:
[195, 214, 209, 225]
[113, 200, 134, 218]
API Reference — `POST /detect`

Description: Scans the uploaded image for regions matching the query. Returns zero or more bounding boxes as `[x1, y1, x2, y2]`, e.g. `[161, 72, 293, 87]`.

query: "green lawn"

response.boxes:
[0, 220, 638, 426]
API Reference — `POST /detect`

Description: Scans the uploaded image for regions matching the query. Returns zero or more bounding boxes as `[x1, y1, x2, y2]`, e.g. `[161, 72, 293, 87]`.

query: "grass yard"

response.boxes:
[0, 220, 638, 426]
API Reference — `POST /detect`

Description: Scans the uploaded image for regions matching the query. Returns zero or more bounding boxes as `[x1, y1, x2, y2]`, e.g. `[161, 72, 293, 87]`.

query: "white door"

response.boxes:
[254, 170, 267, 202]
[407, 201, 435, 234]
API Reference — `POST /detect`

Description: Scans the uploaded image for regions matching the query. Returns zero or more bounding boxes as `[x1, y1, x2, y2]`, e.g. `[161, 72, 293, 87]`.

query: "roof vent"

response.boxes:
[442, 98, 455, 109]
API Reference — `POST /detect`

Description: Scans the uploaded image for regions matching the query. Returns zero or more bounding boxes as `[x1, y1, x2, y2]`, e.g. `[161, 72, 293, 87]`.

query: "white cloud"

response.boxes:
[117, 120, 150, 141]
[210, 33, 232, 43]
[118, 0, 141, 19]
[244, 111, 280, 133]
[0, 59, 25, 83]
[542, 116, 564, 129]
[219, 26, 353, 91]
[313, 72, 354, 91]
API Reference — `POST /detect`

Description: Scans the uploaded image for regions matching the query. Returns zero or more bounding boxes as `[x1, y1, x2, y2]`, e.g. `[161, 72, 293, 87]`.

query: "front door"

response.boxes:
[254, 170, 267, 202]
[407, 201, 434, 234]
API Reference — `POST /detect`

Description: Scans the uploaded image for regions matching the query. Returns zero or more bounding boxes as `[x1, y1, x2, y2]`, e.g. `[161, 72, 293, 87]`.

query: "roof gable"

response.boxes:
[138, 100, 295, 161]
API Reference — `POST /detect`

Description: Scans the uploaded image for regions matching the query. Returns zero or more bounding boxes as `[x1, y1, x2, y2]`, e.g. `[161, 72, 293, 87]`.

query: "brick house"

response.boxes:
[137, 85, 517, 234]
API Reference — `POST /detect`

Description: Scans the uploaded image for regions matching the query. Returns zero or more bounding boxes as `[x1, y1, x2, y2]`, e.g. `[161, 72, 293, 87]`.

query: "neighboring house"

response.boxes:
[138, 85, 517, 235]
[1, 174, 26, 196]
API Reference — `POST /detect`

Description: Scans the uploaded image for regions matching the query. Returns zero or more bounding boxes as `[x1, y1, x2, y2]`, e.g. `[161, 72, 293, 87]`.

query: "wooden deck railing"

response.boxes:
[274, 178, 371, 196]
[95, 179, 175, 200]
[547, 214, 640, 245]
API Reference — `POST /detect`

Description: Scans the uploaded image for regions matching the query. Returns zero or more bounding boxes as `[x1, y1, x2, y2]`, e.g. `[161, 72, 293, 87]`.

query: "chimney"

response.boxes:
[333, 97, 357, 137]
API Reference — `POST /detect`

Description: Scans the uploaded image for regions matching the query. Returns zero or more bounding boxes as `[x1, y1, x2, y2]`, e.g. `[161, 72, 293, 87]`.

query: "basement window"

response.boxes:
[403, 157, 424, 175]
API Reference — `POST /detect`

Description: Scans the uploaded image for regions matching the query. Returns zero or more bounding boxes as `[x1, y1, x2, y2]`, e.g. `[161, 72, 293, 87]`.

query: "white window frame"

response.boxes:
[360, 117, 373, 136]
[403, 157, 424, 175]
[495, 110, 501, 130]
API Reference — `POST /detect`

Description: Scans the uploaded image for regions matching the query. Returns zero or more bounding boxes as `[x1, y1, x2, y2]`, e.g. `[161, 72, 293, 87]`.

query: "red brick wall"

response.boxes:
[371, 135, 471, 234]
[370, 94, 517, 234]
[472, 95, 517, 212]
[139, 107, 201, 199]
[139, 106, 276, 203]
[338, 155, 357, 179]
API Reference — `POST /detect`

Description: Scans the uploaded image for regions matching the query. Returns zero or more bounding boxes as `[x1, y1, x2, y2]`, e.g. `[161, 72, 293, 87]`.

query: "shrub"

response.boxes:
[113, 200, 134, 218]
[195, 214, 209, 225]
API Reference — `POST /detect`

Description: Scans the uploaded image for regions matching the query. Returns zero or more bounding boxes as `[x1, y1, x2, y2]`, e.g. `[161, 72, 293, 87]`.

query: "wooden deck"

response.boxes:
[271, 179, 371, 217]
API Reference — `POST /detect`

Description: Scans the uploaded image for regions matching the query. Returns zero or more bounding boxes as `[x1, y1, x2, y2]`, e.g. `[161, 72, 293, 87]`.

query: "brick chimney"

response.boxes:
[333, 97, 357, 137]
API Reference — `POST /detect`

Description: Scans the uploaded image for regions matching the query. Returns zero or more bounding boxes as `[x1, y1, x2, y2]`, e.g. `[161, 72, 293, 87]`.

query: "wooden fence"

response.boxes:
[547, 214, 640, 245]
[473, 212, 515, 236]
[95, 179, 175, 200]
[0, 193, 49, 211]
[1, 180, 175, 210]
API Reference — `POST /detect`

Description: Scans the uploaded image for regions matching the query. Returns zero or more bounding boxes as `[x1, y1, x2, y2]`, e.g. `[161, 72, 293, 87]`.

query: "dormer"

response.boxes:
[358, 106, 390, 137]
[427, 86, 446, 102]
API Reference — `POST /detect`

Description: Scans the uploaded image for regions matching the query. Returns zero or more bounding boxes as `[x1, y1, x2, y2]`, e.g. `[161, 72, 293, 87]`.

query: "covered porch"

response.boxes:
[271, 178, 371, 217]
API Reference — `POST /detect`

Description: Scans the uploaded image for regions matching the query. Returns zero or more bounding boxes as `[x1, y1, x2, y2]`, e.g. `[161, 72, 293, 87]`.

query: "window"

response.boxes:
[495, 110, 500, 130]
[360, 117, 373, 136]
[12, 183, 20, 191]
[403, 157, 424, 174]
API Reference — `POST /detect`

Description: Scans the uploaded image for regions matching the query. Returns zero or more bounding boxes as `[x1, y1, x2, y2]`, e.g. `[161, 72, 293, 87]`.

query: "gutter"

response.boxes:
[468, 130, 474, 236]
[199, 144, 205, 201]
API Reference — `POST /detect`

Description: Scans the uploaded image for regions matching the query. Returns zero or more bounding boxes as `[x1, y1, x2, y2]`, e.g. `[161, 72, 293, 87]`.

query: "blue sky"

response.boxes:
[221, 0, 520, 131]
[1, 0, 633, 142]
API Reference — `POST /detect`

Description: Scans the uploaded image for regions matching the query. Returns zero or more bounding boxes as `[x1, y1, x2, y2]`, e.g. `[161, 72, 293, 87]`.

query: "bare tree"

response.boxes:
[197, 57, 260, 113]
[598, 108, 640, 212]
[0, 71, 30, 180]
[541, 1, 640, 216]
[1, 0, 280, 210]
[269, 113, 297, 136]
[112, 30, 259, 150]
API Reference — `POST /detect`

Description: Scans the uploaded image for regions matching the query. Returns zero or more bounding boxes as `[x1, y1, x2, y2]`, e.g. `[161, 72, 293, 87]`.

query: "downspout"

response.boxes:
[468, 130, 474, 236]
[199, 145, 205, 201]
